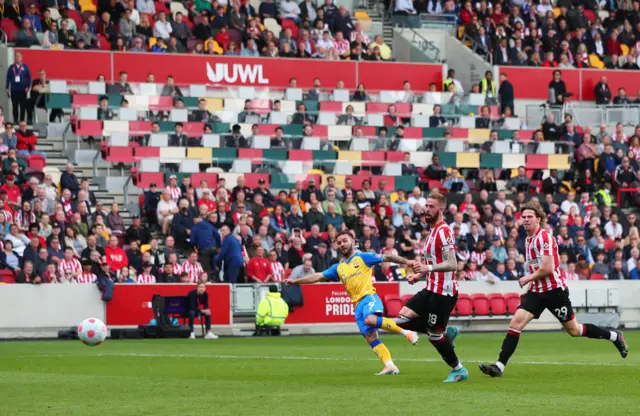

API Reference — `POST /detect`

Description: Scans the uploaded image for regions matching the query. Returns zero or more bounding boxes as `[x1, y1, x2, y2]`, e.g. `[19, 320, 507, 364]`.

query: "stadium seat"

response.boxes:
[471, 293, 490, 316]
[487, 293, 507, 316]
[456, 294, 473, 316]
[401, 294, 413, 305]
[590, 274, 605, 280]
[504, 293, 521, 315]
[27, 154, 46, 171]
[384, 295, 403, 318]
[0, 270, 16, 284]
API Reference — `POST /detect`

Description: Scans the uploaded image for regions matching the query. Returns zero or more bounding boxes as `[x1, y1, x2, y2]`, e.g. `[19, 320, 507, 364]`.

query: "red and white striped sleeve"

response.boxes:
[540, 231, 552, 256]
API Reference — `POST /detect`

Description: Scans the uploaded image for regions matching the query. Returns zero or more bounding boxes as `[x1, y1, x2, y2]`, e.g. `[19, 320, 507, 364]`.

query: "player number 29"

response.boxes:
[554, 306, 568, 319]
[427, 313, 437, 325]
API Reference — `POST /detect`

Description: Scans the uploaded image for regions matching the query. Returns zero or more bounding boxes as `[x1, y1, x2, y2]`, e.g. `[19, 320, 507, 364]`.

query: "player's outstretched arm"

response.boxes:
[519, 255, 554, 287]
[284, 273, 326, 285]
[382, 253, 415, 268]
[414, 249, 458, 274]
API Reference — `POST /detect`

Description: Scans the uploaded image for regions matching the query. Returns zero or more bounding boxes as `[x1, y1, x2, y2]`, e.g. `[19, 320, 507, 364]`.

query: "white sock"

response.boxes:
[400, 329, 408, 335]
[384, 360, 395, 368]
[453, 362, 463, 371]
[496, 361, 505, 372]
[610, 331, 618, 342]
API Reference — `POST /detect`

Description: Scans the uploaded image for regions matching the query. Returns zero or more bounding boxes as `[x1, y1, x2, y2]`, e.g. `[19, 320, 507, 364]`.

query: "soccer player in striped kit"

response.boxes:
[479, 201, 628, 378]
[396, 192, 468, 383]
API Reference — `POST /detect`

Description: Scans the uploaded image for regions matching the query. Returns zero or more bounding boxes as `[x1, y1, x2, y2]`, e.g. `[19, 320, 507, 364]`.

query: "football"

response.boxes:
[77, 318, 108, 346]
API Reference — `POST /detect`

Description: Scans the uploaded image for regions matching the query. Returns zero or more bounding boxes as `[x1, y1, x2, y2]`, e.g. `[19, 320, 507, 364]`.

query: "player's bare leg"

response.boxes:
[365, 331, 400, 375]
[396, 306, 468, 383]
[364, 314, 419, 345]
[562, 319, 628, 358]
[479, 309, 535, 377]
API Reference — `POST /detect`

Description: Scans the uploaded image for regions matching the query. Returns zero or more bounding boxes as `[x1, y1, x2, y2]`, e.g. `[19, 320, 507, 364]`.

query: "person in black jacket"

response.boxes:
[60, 163, 80, 196]
[169, 123, 188, 147]
[171, 200, 194, 250]
[312, 242, 336, 271]
[124, 215, 152, 245]
[498, 73, 514, 115]
[187, 282, 218, 339]
[548, 70, 567, 105]
[594, 76, 612, 105]
[542, 169, 561, 195]
[143, 183, 161, 227]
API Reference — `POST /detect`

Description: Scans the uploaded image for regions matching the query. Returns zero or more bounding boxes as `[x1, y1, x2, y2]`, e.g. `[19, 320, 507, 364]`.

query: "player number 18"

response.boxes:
[428, 313, 437, 325]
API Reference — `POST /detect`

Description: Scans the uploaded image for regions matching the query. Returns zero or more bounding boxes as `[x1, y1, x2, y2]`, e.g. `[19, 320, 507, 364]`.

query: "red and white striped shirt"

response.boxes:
[76, 272, 96, 284]
[270, 261, 284, 282]
[169, 262, 182, 275]
[59, 258, 82, 276]
[470, 250, 486, 266]
[137, 273, 156, 284]
[565, 271, 579, 281]
[182, 261, 203, 283]
[525, 228, 567, 293]
[165, 185, 182, 203]
[422, 221, 458, 297]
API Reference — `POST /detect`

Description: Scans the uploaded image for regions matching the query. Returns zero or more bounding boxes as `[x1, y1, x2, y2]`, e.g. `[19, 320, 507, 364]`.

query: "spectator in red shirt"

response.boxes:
[216, 25, 230, 50]
[0, 174, 21, 209]
[197, 189, 217, 213]
[105, 235, 128, 272]
[459, 1, 475, 25]
[246, 246, 271, 283]
[16, 121, 46, 159]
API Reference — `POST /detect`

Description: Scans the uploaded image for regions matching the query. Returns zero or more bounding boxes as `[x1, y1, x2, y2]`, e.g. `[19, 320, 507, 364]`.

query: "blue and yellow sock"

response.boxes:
[375, 316, 407, 335]
[370, 338, 395, 367]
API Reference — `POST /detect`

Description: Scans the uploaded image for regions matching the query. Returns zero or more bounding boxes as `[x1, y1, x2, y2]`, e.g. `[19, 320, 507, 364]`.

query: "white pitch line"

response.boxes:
[0, 352, 636, 367]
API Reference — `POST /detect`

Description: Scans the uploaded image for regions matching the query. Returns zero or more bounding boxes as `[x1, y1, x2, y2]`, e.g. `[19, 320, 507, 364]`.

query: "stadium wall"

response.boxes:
[0, 282, 639, 338]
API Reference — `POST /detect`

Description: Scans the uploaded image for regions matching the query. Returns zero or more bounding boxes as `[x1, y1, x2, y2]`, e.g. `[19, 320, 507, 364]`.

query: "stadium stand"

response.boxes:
[0, 1, 639, 314]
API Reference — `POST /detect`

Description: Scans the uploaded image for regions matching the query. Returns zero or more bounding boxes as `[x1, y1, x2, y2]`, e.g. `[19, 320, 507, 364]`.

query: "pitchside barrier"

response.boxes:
[0, 281, 638, 338]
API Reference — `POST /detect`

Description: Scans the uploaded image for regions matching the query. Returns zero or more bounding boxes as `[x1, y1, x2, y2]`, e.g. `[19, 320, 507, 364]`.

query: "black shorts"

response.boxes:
[403, 289, 457, 333]
[518, 288, 575, 323]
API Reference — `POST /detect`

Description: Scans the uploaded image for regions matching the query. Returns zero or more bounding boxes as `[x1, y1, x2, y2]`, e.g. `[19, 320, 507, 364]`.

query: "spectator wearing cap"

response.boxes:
[301, 178, 323, 203]
[312, 242, 334, 272]
[253, 179, 275, 208]
[0, 174, 21, 210]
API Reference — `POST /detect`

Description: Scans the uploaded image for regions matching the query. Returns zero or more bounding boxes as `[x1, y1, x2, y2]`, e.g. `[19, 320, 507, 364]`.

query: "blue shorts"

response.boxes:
[354, 294, 384, 337]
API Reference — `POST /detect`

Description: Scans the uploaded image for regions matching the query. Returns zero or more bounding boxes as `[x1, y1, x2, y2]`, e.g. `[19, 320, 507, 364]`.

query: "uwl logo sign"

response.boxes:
[206, 62, 270, 84]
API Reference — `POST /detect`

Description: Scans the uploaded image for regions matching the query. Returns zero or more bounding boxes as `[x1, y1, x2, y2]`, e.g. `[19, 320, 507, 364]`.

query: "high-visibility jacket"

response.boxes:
[594, 189, 612, 207]
[256, 292, 289, 326]
[480, 78, 496, 96]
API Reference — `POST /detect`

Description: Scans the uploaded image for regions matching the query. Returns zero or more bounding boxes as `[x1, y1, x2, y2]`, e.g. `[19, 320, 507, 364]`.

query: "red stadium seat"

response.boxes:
[76, 120, 103, 137]
[526, 154, 548, 170]
[97, 34, 111, 50]
[149, 96, 173, 111]
[403, 127, 423, 138]
[386, 151, 405, 162]
[448, 128, 468, 138]
[68, 9, 84, 29]
[183, 122, 204, 136]
[319, 102, 343, 113]
[312, 125, 328, 137]
[244, 173, 269, 188]
[134, 147, 160, 159]
[72, 94, 98, 108]
[384, 295, 403, 318]
[107, 146, 135, 164]
[191, 173, 218, 188]
[289, 150, 312, 161]
[471, 293, 490, 316]
[136, 172, 164, 188]
[590, 274, 605, 280]
[280, 18, 299, 39]
[27, 154, 46, 171]
[456, 294, 473, 316]
[401, 294, 413, 305]
[1, 19, 19, 42]
[0, 269, 16, 284]
[357, 126, 377, 136]
[301, 174, 321, 188]
[129, 121, 153, 133]
[239, 148, 263, 163]
[487, 293, 507, 315]
[361, 151, 385, 167]
[504, 293, 521, 315]
[603, 239, 615, 251]
[257, 124, 279, 135]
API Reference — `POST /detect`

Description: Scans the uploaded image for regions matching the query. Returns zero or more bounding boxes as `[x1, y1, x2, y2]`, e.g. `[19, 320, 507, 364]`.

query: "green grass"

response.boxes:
[0, 331, 638, 416]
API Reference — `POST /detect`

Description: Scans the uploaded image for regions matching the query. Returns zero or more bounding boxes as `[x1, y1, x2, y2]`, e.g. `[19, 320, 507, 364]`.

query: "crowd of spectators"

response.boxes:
[396, 0, 640, 69]
[6, 0, 392, 61]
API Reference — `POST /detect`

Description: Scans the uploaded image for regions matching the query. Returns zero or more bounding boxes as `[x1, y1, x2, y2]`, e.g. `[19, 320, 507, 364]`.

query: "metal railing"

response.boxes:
[526, 103, 640, 128]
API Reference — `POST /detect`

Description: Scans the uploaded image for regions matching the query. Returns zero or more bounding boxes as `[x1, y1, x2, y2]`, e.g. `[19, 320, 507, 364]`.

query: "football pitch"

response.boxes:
[0, 331, 638, 416]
